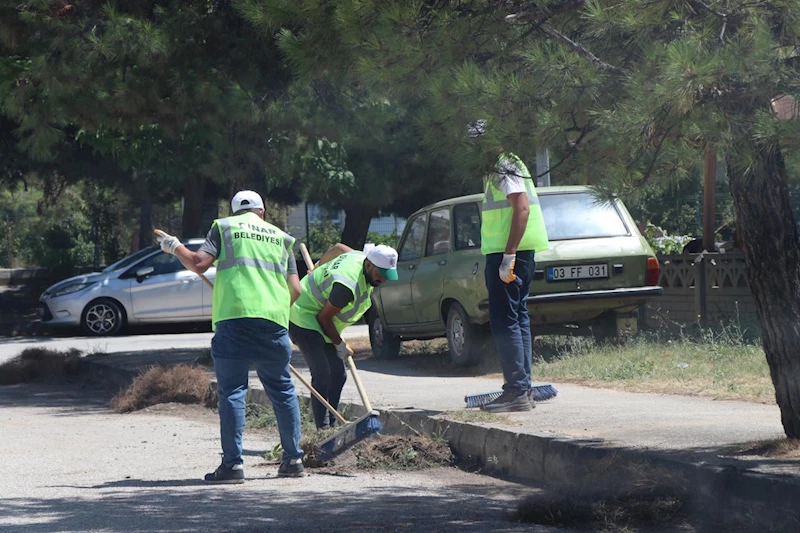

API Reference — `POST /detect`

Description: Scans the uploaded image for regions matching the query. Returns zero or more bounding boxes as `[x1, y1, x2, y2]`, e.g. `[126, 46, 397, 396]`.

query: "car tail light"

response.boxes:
[646, 257, 660, 286]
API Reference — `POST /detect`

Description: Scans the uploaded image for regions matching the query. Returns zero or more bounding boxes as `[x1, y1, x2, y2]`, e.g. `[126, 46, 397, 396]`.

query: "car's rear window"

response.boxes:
[540, 192, 629, 240]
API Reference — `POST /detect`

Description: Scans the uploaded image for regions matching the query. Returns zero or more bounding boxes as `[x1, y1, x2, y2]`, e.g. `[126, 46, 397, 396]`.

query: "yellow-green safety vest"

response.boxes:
[481, 153, 550, 255]
[290, 252, 373, 343]
[212, 212, 296, 329]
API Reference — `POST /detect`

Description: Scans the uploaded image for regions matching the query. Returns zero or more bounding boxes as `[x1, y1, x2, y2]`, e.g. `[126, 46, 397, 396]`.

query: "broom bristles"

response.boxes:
[464, 383, 558, 408]
[317, 412, 382, 461]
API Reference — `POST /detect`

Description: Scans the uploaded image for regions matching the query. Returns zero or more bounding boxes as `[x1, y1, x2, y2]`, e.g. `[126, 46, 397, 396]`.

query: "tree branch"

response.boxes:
[688, 0, 728, 45]
[539, 25, 626, 75]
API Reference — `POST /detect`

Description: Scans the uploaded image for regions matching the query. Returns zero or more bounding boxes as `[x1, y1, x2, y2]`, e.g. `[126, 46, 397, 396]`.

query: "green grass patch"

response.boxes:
[533, 332, 773, 403]
[444, 410, 512, 424]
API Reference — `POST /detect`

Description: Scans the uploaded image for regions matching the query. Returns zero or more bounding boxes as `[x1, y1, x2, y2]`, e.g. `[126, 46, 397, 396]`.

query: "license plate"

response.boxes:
[547, 264, 608, 281]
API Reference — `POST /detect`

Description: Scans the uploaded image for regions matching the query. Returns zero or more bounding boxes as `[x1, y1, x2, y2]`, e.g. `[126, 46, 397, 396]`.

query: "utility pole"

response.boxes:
[703, 146, 717, 252]
[536, 147, 551, 187]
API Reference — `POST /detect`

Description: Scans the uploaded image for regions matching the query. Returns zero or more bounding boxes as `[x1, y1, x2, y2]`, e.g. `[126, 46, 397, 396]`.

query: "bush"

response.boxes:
[365, 231, 400, 249]
[0, 348, 83, 384]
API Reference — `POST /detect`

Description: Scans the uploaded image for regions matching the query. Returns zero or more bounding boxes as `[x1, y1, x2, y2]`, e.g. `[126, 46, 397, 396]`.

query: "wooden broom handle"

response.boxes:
[197, 272, 347, 424]
[299, 242, 315, 273]
[289, 365, 347, 424]
[345, 355, 374, 412]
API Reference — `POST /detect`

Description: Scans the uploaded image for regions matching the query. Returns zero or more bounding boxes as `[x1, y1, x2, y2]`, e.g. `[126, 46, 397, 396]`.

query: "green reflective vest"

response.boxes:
[290, 251, 373, 343]
[480, 153, 550, 255]
[212, 212, 295, 329]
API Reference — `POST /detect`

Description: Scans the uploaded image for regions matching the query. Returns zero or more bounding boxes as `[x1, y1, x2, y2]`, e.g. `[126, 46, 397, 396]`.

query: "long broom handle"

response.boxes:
[298, 246, 377, 414]
[345, 355, 374, 412]
[299, 242, 314, 273]
[288, 364, 348, 424]
[196, 271, 347, 425]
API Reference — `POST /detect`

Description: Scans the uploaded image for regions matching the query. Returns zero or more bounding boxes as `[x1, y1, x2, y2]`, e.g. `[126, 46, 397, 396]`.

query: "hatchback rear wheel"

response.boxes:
[446, 303, 486, 367]
[81, 298, 126, 336]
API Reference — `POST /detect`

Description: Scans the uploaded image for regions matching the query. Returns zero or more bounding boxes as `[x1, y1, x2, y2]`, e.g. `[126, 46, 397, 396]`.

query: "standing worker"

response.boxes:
[155, 190, 305, 483]
[477, 132, 550, 413]
[289, 244, 398, 429]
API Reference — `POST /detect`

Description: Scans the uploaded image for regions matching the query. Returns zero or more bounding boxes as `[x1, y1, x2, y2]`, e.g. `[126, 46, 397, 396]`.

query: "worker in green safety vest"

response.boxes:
[470, 120, 550, 413]
[289, 243, 398, 429]
[155, 190, 305, 483]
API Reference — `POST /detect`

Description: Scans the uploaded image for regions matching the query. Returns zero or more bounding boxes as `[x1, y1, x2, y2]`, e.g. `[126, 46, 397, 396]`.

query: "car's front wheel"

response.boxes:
[446, 302, 486, 367]
[368, 308, 401, 360]
[81, 298, 126, 336]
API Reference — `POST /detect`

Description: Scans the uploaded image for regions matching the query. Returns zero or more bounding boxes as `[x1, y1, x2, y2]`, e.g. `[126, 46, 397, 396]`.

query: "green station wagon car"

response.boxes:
[367, 186, 662, 365]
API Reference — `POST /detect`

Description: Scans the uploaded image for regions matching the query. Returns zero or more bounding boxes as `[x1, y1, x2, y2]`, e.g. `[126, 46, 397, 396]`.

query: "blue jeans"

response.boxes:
[211, 318, 303, 467]
[484, 251, 535, 394]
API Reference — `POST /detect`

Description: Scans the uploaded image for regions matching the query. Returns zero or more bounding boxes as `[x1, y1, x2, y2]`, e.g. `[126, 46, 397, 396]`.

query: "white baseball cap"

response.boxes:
[366, 244, 399, 281]
[231, 190, 265, 213]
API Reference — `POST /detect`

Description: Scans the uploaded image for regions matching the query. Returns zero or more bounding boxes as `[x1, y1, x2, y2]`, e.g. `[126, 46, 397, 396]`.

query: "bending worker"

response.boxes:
[289, 244, 398, 429]
[155, 190, 305, 483]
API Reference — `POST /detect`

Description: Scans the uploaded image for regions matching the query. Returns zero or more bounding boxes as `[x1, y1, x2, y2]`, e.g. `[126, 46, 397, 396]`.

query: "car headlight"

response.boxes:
[51, 282, 97, 298]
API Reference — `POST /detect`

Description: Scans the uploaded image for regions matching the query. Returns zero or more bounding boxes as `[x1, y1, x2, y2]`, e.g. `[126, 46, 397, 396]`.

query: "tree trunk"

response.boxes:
[340, 206, 376, 250]
[137, 195, 153, 251]
[182, 175, 205, 239]
[728, 148, 800, 438]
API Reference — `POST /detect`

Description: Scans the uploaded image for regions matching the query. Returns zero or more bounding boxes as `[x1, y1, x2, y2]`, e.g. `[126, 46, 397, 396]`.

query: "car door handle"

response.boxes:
[182, 277, 199, 283]
[438, 259, 448, 266]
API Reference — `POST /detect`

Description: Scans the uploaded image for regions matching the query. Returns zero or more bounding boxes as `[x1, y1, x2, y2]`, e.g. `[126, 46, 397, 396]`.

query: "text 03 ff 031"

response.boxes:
[547, 264, 608, 281]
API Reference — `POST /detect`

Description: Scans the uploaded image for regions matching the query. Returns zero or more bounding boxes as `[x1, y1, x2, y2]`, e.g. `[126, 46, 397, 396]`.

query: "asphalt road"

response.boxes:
[0, 325, 370, 365]
[0, 382, 556, 533]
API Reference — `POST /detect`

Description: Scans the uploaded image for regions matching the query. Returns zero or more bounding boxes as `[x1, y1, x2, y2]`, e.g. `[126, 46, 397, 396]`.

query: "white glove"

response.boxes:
[499, 253, 517, 284]
[154, 229, 181, 255]
[334, 340, 354, 360]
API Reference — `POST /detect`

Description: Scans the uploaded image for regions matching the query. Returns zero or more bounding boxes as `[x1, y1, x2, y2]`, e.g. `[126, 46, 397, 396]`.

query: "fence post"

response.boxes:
[694, 254, 707, 327]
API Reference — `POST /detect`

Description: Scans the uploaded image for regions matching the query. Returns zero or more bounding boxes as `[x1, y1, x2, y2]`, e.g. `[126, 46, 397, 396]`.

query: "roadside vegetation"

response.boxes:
[110, 364, 214, 413]
[0, 348, 83, 385]
[371, 322, 772, 404]
[533, 325, 773, 404]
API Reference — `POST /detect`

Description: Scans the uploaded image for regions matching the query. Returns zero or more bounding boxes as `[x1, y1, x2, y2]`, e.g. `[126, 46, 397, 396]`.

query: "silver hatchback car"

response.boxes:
[39, 240, 215, 336]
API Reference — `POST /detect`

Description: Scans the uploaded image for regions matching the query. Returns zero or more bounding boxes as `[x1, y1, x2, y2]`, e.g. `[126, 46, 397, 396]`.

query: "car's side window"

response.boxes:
[454, 203, 481, 251]
[398, 214, 427, 261]
[124, 243, 200, 277]
[136, 253, 186, 276]
[425, 208, 451, 256]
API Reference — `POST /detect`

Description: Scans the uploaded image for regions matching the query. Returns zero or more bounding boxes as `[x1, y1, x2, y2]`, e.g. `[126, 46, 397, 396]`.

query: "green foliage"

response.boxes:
[303, 220, 342, 259]
[644, 223, 692, 255]
[31, 217, 94, 280]
[365, 231, 399, 249]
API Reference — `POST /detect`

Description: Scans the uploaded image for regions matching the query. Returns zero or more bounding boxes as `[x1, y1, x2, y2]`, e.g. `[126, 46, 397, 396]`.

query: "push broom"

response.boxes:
[153, 229, 380, 460]
[298, 243, 382, 461]
[464, 384, 558, 409]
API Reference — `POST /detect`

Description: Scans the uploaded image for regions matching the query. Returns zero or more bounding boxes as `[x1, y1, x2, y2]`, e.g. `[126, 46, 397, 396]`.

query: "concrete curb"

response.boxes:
[79, 356, 799, 530]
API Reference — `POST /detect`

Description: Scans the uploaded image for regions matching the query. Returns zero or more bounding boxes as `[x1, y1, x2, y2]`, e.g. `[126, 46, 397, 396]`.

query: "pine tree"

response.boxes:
[240, 0, 800, 437]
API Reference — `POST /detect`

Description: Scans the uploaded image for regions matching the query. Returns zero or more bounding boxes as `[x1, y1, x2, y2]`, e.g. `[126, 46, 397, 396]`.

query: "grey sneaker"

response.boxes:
[204, 463, 245, 484]
[278, 457, 305, 477]
[526, 389, 538, 408]
[481, 390, 532, 413]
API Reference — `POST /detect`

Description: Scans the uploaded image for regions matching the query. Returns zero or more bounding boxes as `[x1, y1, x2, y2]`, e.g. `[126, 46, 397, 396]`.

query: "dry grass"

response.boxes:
[733, 438, 800, 459]
[0, 348, 83, 384]
[352, 435, 453, 470]
[532, 335, 774, 404]
[110, 364, 214, 413]
[515, 457, 690, 532]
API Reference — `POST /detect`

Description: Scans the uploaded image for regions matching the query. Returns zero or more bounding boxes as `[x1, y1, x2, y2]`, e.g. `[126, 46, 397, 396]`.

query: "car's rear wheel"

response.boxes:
[368, 308, 401, 360]
[81, 298, 126, 336]
[446, 302, 486, 367]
